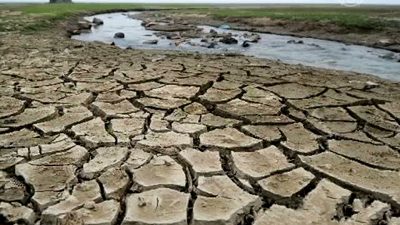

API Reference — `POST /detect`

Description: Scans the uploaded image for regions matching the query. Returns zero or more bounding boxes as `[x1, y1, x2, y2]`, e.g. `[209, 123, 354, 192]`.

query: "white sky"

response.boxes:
[1, 0, 400, 4]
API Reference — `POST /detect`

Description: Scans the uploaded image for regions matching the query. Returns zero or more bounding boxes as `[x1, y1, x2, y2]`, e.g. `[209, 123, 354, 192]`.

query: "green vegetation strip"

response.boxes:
[1, 3, 400, 33]
[189, 6, 400, 30]
[0, 3, 208, 33]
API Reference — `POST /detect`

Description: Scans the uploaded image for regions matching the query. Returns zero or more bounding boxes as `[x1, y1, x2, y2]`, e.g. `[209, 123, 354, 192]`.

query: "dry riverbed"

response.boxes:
[1, 8, 400, 225]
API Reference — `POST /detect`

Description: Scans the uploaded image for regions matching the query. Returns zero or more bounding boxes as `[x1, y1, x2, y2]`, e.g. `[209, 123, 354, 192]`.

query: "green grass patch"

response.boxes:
[0, 3, 209, 33]
[189, 6, 400, 30]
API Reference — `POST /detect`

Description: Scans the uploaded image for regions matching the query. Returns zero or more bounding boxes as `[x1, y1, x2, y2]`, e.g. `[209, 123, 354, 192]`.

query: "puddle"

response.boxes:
[72, 12, 400, 81]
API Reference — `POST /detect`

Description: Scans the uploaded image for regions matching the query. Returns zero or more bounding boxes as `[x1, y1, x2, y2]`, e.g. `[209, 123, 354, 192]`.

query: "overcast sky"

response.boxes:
[1, 0, 399, 4]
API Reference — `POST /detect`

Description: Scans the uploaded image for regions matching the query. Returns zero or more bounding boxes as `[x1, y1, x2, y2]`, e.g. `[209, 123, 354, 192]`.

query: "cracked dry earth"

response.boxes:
[1, 31, 400, 225]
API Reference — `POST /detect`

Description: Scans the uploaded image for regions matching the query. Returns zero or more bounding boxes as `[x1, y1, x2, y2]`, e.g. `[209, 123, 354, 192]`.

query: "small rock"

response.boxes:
[242, 41, 251, 48]
[83, 201, 95, 210]
[379, 52, 395, 60]
[220, 36, 238, 45]
[378, 38, 392, 46]
[248, 33, 261, 43]
[363, 81, 379, 90]
[114, 32, 125, 38]
[77, 21, 91, 30]
[207, 42, 217, 48]
[143, 39, 158, 45]
[287, 39, 304, 44]
[92, 17, 104, 25]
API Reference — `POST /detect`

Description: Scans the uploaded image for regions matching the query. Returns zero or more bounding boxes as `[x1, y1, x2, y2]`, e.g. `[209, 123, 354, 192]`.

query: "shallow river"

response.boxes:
[72, 12, 400, 81]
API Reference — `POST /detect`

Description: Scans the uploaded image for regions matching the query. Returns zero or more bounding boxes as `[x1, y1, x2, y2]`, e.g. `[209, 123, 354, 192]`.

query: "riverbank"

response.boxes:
[135, 6, 400, 52]
[2, 4, 400, 52]
[70, 12, 400, 80]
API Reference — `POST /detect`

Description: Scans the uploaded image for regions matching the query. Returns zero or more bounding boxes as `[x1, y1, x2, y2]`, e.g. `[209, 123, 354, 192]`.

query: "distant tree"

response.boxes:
[49, 0, 72, 3]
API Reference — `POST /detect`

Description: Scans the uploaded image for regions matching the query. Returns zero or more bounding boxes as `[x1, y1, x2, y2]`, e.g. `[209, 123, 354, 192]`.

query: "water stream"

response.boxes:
[72, 12, 400, 81]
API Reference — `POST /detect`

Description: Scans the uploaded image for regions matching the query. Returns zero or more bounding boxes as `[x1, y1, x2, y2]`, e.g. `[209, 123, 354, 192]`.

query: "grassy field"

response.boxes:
[0, 3, 205, 32]
[1, 3, 400, 33]
[191, 6, 400, 30]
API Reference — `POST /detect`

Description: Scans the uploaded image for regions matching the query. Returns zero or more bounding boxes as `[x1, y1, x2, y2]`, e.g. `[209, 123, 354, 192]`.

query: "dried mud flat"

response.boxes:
[1, 18, 400, 225]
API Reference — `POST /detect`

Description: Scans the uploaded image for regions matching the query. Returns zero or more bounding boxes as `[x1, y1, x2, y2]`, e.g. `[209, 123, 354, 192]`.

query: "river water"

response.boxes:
[72, 12, 400, 81]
